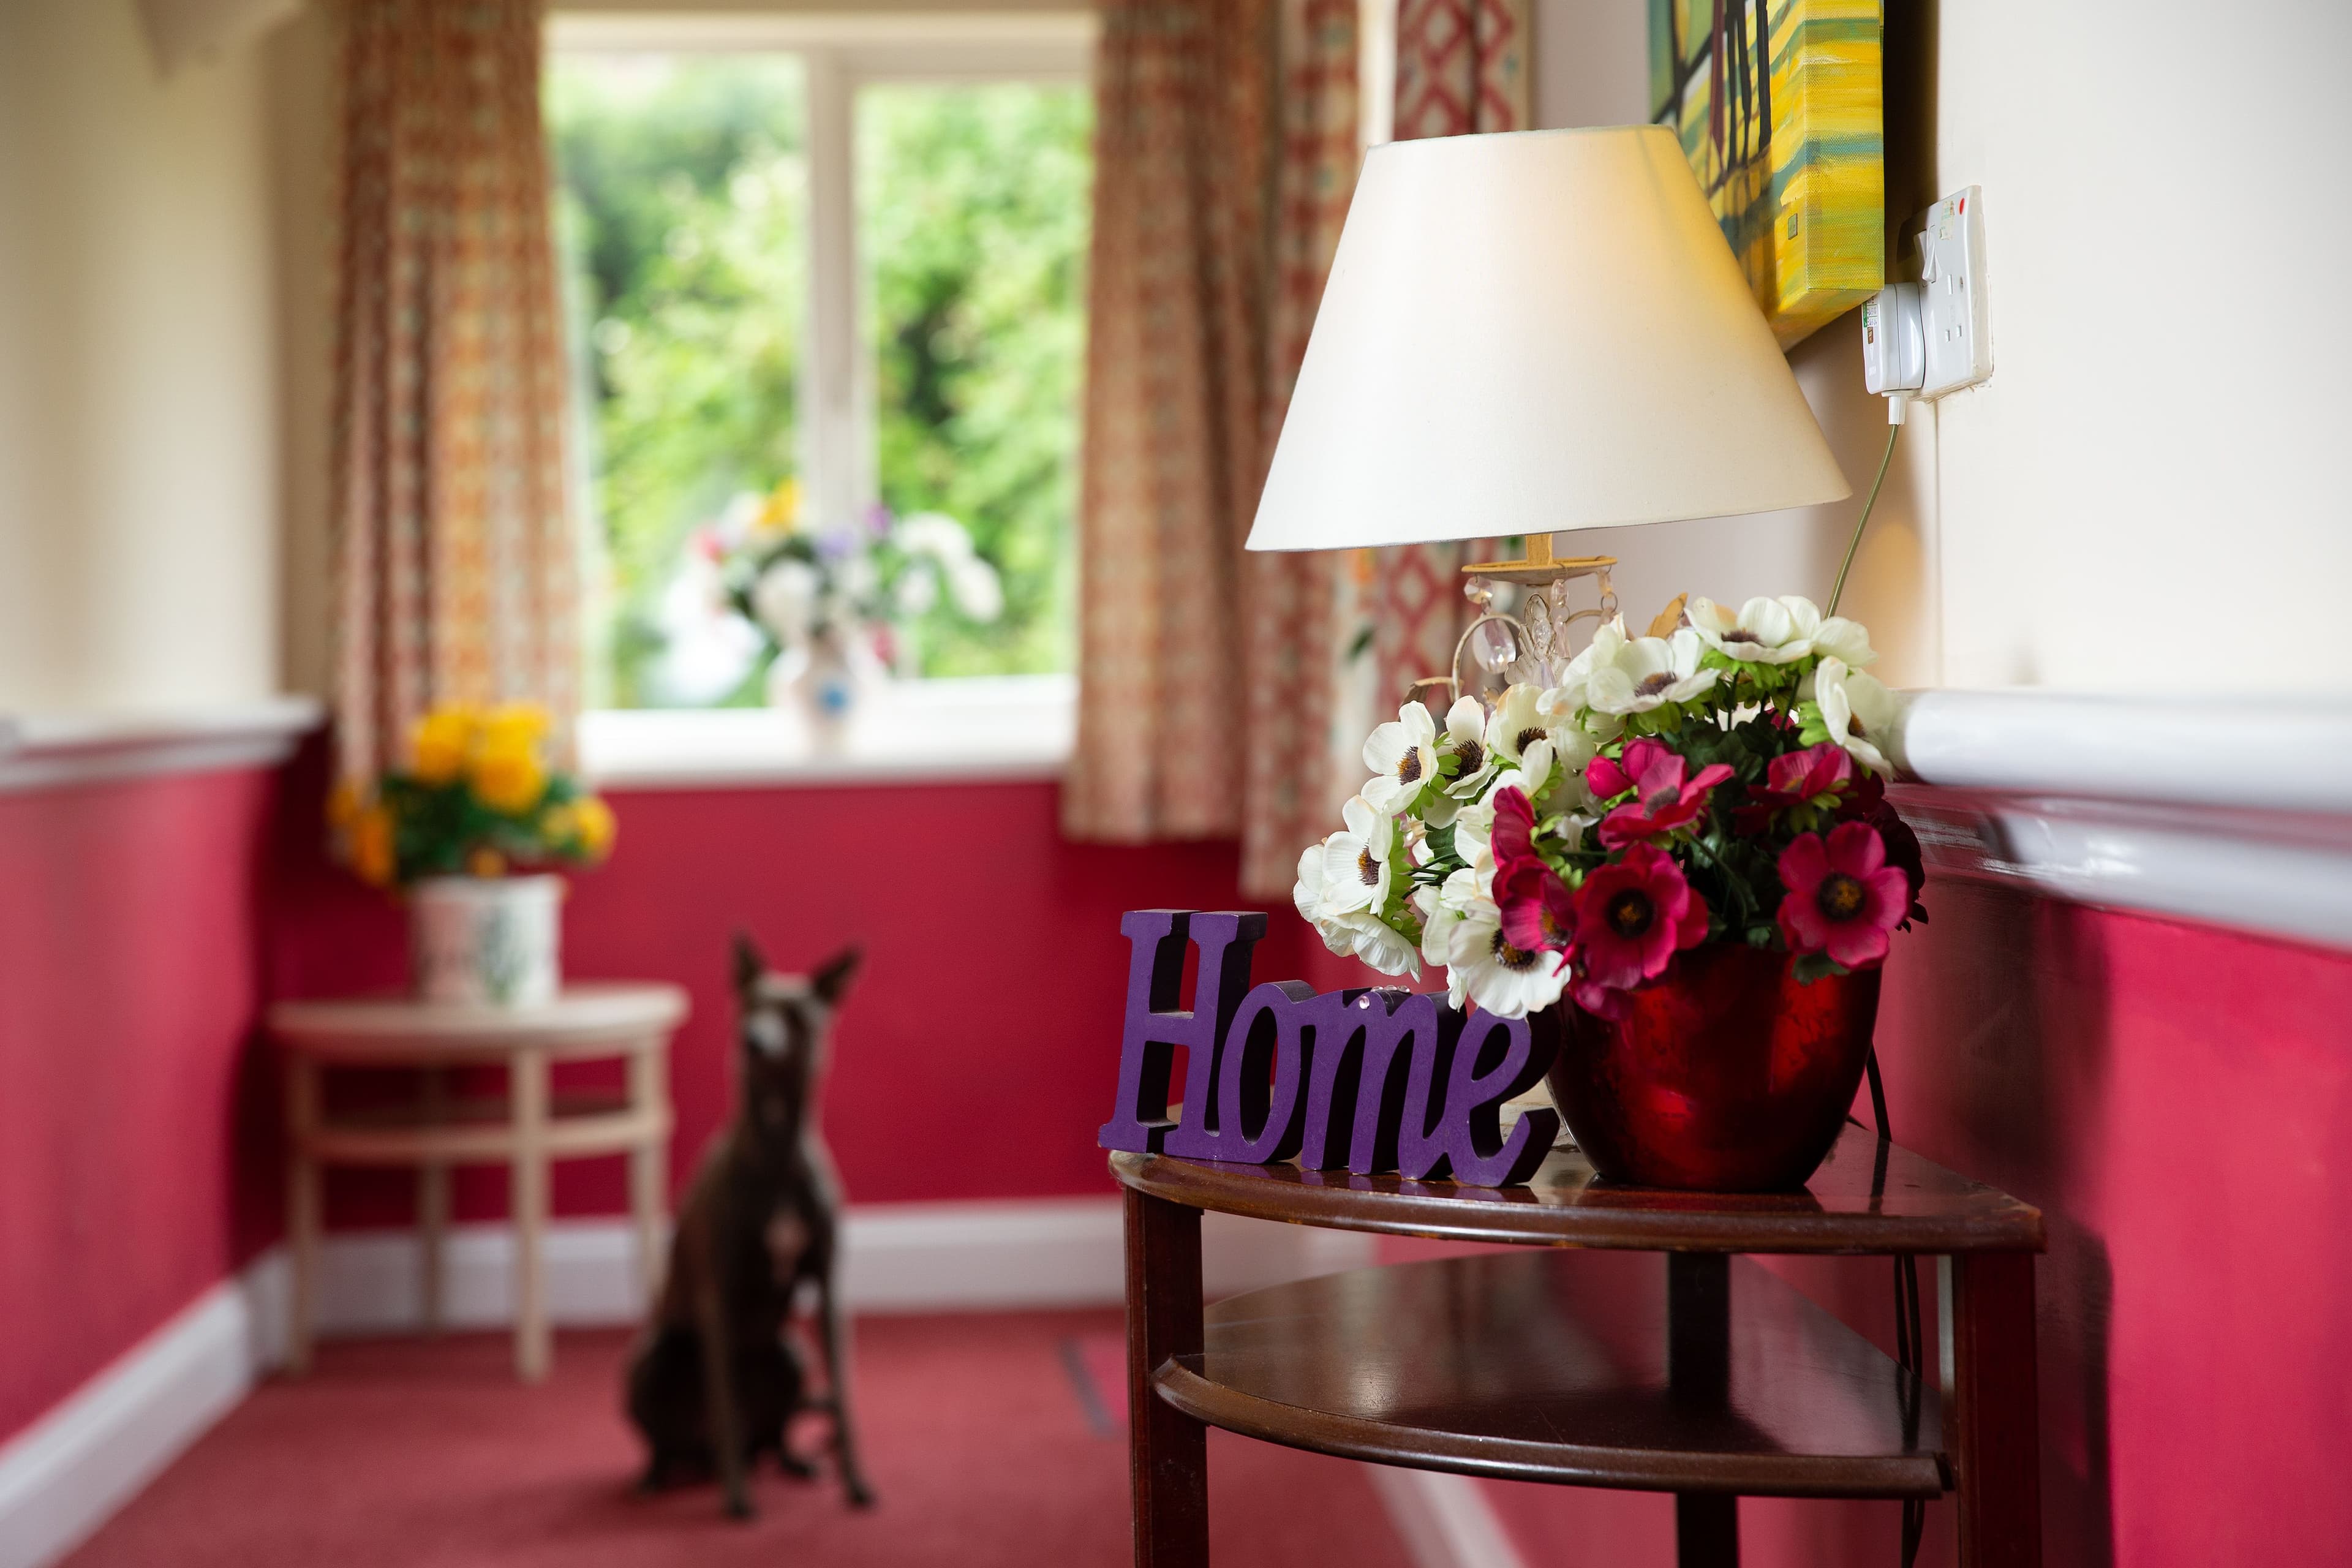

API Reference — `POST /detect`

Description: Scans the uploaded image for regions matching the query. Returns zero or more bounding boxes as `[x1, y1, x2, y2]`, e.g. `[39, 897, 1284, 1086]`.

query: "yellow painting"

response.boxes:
[1650, 0, 1883, 349]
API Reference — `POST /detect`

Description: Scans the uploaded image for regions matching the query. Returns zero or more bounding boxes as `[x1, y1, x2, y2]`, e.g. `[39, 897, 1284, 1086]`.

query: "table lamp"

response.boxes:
[1247, 124, 1851, 698]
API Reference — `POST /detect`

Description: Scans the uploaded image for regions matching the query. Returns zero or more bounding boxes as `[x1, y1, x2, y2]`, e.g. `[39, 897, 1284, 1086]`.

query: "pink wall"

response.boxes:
[1460, 881, 2352, 1567]
[266, 752, 1315, 1224]
[20, 747, 2352, 1568]
[0, 767, 282, 1445]
[1, 747, 1304, 1447]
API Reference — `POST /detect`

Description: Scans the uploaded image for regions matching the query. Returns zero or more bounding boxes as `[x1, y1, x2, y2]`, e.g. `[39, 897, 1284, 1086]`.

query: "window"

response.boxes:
[546, 19, 1092, 746]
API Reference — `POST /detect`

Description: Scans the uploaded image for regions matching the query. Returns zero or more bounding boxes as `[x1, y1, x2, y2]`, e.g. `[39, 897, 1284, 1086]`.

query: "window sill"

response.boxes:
[578, 674, 1074, 791]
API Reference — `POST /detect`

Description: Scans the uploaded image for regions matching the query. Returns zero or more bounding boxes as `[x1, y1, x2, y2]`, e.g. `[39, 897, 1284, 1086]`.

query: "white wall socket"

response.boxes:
[1917, 186, 1992, 398]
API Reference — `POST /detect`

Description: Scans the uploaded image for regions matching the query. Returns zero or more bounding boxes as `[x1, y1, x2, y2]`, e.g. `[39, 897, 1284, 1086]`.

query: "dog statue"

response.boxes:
[626, 937, 874, 1518]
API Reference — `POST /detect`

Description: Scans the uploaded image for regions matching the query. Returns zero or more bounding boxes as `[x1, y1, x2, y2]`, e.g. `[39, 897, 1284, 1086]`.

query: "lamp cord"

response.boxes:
[1825, 423, 1901, 617]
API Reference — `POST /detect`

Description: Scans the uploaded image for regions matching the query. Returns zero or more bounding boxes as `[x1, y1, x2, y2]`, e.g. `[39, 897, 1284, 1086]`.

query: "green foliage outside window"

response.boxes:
[548, 56, 1090, 707]
[861, 83, 1091, 679]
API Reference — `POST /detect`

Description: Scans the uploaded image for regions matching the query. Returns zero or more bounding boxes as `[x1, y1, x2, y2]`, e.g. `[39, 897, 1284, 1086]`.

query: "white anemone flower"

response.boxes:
[1810, 614, 1877, 667]
[1362, 701, 1440, 813]
[1447, 901, 1567, 1019]
[1494, 736, 1555, 805]
[1804, 657, 1904, 776]
[1416, 869, 1482, 1007]
[1585, 628, 1719, 715]
[1297, 841, 1417, 976]
[1441, 695, 1497, 799]
[1339, 910, 1422, 978]
[1687, 595, 1817, 665]
[1483, 684, 1553, 768]
[1539, 619, 1622, 720]
[1452, 795, 1495, 875]
[1320, 795, 1396, 915]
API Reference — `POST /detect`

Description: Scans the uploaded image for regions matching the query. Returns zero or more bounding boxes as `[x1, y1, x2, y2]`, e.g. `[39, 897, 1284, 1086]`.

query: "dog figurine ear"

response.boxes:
[732, 932, 767, 997]
[812, 946, 863, 1008]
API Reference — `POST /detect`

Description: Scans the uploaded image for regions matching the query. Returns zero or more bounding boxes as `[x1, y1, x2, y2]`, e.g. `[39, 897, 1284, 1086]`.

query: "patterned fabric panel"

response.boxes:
[1237, 0, 1362, 898]
[1373, 0, 1530, 712]
[1063, 0, 1277, 842]
[330, 0, 579, 786]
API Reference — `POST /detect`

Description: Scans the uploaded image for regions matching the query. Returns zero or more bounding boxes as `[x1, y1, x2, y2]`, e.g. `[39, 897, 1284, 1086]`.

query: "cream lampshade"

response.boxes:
[1246, 124, 1850, 554]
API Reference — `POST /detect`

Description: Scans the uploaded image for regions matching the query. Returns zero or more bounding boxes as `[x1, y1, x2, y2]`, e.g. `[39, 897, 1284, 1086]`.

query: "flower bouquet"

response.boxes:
[333, 704, 615, 1006]
[1292, 595, 1926, 1190]
[712, 480, 1002, 735]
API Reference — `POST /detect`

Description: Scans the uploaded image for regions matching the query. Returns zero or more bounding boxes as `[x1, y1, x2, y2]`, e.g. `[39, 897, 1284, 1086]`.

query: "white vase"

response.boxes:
[766, 625, 880, 751]
[410, 875, 564, 1006]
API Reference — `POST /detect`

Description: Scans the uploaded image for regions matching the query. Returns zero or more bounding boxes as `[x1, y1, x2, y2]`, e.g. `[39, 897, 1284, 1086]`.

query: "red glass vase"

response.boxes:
[1540, 943, 1882, 1192]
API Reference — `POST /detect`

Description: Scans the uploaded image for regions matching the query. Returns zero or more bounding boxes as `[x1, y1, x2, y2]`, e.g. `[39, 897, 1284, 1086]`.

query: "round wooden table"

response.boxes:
[268, 983, 688, 1382]
[1113, 1123, 2048, 1567]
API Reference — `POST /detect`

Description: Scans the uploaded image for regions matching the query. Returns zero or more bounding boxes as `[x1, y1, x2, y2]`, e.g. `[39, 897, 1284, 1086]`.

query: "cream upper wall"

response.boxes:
[0, 0, 283, 712]
[1533, 0, 2352, 695]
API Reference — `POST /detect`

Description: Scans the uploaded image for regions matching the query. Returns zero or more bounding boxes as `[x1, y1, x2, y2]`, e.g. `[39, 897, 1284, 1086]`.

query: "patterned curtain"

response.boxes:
[1066, 0, 1363, 884]
[1063, 0, 1276, 842]
[1371, 0, 1530, 706]
[330, 0, 579, 788]
[1237, 0, 1362, 897]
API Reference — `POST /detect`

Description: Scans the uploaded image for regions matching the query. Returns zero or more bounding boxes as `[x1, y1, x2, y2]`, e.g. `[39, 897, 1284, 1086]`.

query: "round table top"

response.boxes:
[268, 982, 690, 1060]
[1111, 1121, 2043, 1256]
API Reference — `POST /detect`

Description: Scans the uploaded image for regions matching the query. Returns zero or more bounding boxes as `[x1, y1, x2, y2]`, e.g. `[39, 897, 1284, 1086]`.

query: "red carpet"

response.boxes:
[63, 1312, 1415, 1567]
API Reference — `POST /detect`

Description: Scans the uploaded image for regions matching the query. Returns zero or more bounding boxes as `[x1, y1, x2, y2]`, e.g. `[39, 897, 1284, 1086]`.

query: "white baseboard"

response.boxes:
[0, 1271, 272, 1568]
[262, 1197, 1376, 1345]
[1367, 1467, 1529, 1568]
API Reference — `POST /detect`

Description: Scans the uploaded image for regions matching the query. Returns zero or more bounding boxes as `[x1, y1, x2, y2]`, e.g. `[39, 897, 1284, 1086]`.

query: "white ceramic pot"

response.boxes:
[410, 875, 564, 1006]
[766, 624, 880, 752]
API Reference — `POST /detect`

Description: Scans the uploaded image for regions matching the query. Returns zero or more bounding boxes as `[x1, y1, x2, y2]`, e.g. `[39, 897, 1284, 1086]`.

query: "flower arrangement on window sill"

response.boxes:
[706, 479, 1003, 733]
[332, 704, 615, 889]
[1294, 594, 1923, 1017]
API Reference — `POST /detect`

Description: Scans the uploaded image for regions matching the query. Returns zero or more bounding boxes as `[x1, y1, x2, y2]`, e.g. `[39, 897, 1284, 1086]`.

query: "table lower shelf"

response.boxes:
[1156, 1250, 1944, 1501]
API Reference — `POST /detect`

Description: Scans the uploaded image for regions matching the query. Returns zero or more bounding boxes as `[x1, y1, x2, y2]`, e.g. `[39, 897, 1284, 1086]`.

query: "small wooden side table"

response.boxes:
[1114, 1123, 2046, 1567]
[268, 982, 688, 1382]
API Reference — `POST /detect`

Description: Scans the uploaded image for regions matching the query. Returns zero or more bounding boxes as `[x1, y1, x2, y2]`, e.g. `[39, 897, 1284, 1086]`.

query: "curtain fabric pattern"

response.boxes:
[1066, 0, 1363, 878]
[1372, 0, 1530, 707]
[330, 0, 579, 787]
[1236, 0, 1362, 897]
[1063, 0, 1278, 842]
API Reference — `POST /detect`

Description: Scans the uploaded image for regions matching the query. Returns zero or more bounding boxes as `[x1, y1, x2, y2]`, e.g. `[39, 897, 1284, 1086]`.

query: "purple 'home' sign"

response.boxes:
[1097, 910, 1561, 1188]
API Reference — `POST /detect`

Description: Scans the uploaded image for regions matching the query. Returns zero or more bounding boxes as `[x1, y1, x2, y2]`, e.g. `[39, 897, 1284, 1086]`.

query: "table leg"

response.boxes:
[286, 1058, 322, 1376]
[418, 1066, 448, 1335]
[1668, 1253, 1738, 1568]
[1124, 1189, 1207, 1568]
[627, 1041, 667, 1309]
[511, 1047, 550, 1382]
[1950, 1251, 2042, 1567]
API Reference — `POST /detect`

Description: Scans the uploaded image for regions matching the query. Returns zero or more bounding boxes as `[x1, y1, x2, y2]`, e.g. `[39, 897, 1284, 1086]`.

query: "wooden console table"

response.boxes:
[269, 983, 688, 1382]
[1112, 1123, 2044, 1566]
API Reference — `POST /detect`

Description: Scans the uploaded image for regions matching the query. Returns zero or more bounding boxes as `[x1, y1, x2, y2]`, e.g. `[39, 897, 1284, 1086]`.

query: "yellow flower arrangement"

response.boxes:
[333, 700, 616, 888]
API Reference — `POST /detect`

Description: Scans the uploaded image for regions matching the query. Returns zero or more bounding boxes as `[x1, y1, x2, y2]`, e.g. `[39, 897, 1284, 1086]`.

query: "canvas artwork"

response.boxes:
[1649, 0, 1884, 349]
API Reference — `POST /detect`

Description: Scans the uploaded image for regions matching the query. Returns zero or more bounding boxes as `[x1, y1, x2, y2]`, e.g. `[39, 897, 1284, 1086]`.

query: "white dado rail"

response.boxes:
[1893, 690, 2352, 952]
[0, 698, 323, 794]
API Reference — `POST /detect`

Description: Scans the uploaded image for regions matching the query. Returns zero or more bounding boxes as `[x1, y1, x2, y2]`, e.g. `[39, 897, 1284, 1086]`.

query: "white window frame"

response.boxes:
[546, 12, 1095, 788]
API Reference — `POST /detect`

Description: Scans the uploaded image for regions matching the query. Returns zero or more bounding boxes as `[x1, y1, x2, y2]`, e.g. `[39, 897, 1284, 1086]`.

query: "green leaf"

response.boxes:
[1792, 951, 1852, 984]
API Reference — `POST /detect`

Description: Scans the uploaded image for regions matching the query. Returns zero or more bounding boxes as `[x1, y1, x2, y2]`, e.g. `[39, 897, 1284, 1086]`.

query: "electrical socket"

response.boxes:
[1917, 186, 1992, 398]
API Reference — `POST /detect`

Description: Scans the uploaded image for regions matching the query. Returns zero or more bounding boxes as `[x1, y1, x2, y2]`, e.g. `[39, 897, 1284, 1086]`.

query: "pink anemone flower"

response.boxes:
[1496, 856, 1577, 958]
[1586, 739, 1733, 848]
[1733, 742, 1853, 832]
[1489, 785, 1538, 867]
[1572, 843, 1709, 996]
[1776, 821, 1911, 970]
